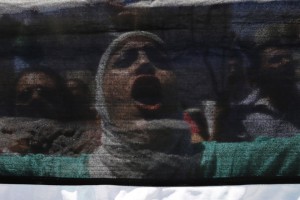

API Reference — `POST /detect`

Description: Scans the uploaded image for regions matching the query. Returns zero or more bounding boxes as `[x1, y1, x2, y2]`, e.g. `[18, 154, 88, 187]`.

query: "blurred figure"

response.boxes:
[14, 67, 67, 120]
[212, 49, 251, 141]
[215, 25, 300, 141]
[66, 78, 97, 120]
[223, 50, 250, 104]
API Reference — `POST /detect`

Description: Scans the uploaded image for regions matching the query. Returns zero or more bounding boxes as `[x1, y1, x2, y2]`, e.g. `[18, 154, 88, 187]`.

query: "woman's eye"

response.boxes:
[114, 50, 137, 69]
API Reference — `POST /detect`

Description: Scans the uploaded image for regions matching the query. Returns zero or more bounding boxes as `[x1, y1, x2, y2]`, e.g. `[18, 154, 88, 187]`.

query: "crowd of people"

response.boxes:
[213, 26, 300, 141]
[0, 25, 299, 148]
[0, 67, 101, 155]
[1, 67, 97, 121]
[0, 26, 299, 180]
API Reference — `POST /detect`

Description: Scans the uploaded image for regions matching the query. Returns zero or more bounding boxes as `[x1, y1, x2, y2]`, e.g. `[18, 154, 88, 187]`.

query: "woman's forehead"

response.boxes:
[115, 36, 162, 52]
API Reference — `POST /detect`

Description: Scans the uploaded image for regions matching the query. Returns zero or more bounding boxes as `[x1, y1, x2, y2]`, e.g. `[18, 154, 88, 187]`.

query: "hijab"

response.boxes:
[88, 31, 197, 179]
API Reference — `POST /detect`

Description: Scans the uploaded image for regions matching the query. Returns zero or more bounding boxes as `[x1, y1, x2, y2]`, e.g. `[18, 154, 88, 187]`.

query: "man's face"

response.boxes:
[102, 37, 178, 126]
[16, 72, 62, 119]
[66, 79, 87, 103]
[260, 47, 295, 85]
[67, 80, 84, 97]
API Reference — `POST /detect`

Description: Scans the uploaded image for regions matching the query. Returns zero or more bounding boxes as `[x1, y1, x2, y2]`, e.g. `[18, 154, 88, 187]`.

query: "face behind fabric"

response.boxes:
[15, 72, 64, 119]
[259, 47, 296, 89]
[102, 35, 179, 128]
[89, 33, 194, 179]
[67, 79, 86, 98]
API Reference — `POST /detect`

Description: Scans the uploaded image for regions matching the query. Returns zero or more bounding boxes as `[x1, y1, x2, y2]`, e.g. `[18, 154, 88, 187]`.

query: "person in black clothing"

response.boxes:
[214, 25, 300, 141]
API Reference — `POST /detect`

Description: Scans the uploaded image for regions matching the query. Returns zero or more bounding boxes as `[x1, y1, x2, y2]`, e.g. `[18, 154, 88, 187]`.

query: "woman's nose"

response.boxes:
[133, 51, 155, 75]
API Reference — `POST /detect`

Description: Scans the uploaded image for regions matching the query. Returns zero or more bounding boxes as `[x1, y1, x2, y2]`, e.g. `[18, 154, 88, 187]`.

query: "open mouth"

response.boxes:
[131, 75, 162, 111]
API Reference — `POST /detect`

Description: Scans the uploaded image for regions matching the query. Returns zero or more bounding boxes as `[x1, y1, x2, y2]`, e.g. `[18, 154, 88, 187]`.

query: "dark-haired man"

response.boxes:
[217, 26, 300, 141]
[15, 68, 67, 120]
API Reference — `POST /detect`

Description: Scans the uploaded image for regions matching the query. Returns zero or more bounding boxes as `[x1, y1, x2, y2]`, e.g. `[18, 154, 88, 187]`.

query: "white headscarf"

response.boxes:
[89, 31, 196, 179]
